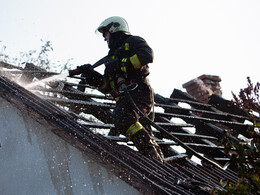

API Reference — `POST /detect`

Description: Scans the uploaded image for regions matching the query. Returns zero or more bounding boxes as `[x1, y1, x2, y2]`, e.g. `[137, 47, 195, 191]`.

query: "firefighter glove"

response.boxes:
[77, 64, 92, 74]
[68, 64, 92, 77]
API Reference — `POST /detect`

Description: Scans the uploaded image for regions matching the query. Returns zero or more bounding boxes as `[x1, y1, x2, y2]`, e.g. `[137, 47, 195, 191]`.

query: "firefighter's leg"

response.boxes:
[139, 117, 152, 136]
[126, 121, 164, 163]
[113, 84, 164, 162]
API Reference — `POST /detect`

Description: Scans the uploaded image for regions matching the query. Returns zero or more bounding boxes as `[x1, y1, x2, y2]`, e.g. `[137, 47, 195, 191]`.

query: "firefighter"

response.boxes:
[69, 16, 164, 162]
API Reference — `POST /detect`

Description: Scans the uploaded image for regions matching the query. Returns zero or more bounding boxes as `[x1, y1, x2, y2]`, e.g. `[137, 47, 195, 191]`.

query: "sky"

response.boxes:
[1, 0, 260, 100]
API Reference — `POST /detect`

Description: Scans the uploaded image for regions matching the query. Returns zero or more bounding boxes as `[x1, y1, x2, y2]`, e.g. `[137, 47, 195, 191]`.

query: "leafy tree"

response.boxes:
[0, 40, 10, 62]
[0, 39, 73, 73]
[217, 77, 260, 195]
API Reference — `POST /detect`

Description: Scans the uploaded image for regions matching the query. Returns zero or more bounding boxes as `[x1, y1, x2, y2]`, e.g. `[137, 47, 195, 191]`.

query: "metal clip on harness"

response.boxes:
[119, 83, 138, 94]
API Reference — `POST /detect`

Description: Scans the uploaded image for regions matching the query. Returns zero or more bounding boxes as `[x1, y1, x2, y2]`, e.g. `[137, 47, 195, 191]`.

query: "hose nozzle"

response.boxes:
[68, 69, 81, 77]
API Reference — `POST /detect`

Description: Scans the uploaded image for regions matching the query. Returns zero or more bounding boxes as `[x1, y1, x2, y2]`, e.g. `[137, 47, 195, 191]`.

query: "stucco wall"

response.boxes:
[0, 97, 141, 195]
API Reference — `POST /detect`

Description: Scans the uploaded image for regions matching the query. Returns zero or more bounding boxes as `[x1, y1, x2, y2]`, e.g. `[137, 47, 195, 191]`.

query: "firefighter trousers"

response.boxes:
[112, 82, 163, 161]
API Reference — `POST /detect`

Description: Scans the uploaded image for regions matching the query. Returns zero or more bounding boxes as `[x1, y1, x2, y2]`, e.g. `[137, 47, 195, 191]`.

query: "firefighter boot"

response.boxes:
[150, 139, 164, 161]
[132, 130, 164, 163]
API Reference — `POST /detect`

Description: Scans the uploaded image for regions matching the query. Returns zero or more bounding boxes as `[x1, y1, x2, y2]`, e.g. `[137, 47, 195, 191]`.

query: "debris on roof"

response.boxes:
[1, 61, 255, 194]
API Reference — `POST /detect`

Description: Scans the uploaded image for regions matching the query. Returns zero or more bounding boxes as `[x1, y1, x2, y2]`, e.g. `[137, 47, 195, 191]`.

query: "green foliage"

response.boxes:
[217, 77, 260, 194]
[0, 39, 73, 73]
[0, 40, 10, 62]
[18, 39, 54, 70]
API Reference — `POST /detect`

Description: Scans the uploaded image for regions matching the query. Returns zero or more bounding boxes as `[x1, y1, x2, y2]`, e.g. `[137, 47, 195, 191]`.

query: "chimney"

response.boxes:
[182, 74, 222, 103]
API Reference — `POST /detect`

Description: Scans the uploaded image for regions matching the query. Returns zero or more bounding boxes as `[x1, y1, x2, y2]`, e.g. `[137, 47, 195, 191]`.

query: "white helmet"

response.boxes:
[96, 16, 130, 34]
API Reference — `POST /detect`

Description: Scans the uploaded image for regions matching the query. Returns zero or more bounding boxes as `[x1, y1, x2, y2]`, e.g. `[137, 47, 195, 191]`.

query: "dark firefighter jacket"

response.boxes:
[99, 33, 154, 97]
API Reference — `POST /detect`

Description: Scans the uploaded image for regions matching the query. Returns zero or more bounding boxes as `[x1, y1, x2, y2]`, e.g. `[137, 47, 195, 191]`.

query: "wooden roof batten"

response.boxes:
[1, 61, 254, 194]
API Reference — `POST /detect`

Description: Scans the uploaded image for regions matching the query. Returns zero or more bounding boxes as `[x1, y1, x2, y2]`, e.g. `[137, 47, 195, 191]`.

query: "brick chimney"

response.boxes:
[182, 74, 222, 103]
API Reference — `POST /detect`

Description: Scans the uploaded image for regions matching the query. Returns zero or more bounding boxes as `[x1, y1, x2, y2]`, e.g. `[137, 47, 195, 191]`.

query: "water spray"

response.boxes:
[24, 72, 69, 89]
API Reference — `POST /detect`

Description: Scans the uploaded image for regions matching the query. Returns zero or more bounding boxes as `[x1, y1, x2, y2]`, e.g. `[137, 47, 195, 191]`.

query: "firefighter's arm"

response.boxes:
[68, 64, 105, 89]
[120, 36, 153, 74]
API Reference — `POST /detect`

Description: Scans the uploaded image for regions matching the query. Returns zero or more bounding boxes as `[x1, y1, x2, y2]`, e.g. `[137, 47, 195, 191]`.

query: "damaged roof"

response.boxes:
[0, 61, 254, 194]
